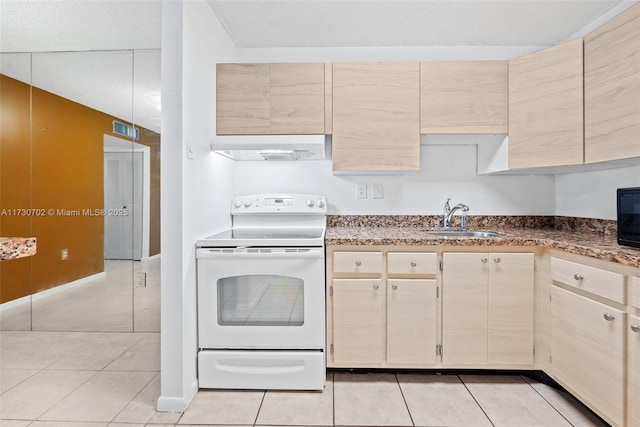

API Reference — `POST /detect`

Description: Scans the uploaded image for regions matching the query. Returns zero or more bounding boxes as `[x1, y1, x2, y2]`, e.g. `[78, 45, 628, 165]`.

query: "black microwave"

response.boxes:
[617, 187, 640, 249]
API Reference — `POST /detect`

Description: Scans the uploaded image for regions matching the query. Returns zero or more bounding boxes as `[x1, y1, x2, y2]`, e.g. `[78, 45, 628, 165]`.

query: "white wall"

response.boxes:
[158, 0, 236, 412]
[234, 143, 555, 215]
[555, 165, 640, 219]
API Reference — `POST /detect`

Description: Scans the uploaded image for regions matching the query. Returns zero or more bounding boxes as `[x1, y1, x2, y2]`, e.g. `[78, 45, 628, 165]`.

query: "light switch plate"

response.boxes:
[373, 183, 384, 199]
[357, 183, 367, 199]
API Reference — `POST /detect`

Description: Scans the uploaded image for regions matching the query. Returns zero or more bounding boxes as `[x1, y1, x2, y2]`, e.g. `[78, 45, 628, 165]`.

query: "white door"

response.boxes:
[104, 152, 143, 260]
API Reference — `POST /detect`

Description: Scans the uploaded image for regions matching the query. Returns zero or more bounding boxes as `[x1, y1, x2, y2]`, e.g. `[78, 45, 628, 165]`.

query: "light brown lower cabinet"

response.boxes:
[550, 285, 625, 426]
[629, 313, 640, 427]
[386, 279, 437, 364]
[442, 252, 534, 365]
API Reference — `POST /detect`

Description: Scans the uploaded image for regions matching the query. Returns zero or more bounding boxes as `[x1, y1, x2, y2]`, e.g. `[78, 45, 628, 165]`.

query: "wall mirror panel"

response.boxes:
[0, 49, 161, 332]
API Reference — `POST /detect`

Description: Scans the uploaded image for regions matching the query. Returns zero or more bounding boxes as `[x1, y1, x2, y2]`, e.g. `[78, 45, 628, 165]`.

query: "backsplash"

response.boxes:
[327, 215, 616, 235]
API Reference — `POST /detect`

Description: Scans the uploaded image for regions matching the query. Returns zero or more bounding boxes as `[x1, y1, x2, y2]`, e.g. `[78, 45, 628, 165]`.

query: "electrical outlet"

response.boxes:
[136, 272, 147, 288]
[373, 183, 384, 199]
[61, 248, 69, 260]
[357, 183, 367, 199]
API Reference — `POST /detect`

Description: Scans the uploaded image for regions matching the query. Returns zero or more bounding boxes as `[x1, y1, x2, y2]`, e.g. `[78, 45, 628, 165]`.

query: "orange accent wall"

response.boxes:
[0, 75, 160, 304]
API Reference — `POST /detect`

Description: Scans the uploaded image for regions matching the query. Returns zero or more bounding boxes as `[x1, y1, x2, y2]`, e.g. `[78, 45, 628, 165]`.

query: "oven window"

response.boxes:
[217, 275, 304, 326]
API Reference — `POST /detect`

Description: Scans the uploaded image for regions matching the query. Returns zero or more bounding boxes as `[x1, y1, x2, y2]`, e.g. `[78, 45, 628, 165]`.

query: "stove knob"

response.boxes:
[242, 200, 252, 208]
[306, 199, 315, 207]
[317, 199, 325, 208]
[233, 200, 242, 208]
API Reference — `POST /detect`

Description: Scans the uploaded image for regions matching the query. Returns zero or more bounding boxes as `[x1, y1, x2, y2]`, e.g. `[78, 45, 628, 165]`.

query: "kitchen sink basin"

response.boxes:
[423, 230, 501, 238]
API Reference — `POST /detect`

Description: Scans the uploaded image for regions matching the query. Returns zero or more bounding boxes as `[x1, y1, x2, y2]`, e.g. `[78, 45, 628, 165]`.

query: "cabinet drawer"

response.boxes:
[631, 276, 640, 310]
[550, 257, 625, 304]
[387, 253, 437, 276]
[333, 252, 382, 275]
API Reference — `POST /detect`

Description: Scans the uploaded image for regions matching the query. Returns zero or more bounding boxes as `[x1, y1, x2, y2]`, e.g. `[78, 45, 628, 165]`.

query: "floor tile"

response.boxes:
[0, 421, 32, 427]
[0, 369, 95, 420]
[40, 371, 156, 422]
[147, 411, 182, 424]
[0, 368, 39, 393]
[461, 375, 572, 427]
[334, 372, 412, 426]
[112, 373, 160, 423]
[0, 331, 82, 369]
[526, 378, 607, 427]
[46, 333, 142, 370]
[105, 336, 160, 371]
[398, 373, 492, 426]
[30, 422, 107, 427]
[178, 390, 264, 425]
[256, 374, 333, 426]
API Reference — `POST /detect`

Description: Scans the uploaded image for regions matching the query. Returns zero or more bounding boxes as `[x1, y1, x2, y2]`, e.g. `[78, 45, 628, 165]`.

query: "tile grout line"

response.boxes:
[252, 389, 267, 426]
[522, 375, 579, 427]
[0, 367, 41, 396]
[458, 374, 496, 427]
[108, 370, 160, 424]
[34, 369, 101, 422]
[394, 374, 415, 427]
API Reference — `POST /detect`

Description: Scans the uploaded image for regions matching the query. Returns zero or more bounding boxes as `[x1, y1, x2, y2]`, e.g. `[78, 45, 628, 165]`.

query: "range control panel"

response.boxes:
[231, 194, 327, 215]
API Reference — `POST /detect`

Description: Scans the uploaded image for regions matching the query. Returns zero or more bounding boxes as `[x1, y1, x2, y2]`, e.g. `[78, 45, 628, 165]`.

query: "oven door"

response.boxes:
[196, 247, 325, 349]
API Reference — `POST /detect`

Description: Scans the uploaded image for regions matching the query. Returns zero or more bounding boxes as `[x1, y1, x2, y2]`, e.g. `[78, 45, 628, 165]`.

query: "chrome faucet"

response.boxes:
[443, 199, 470, 229]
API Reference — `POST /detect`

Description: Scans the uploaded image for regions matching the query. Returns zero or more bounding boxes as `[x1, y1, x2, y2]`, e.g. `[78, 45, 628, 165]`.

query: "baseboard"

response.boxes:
[0, 271, 106, 312]
[141, 253, 161, 262]
[156, 379, 198, 412]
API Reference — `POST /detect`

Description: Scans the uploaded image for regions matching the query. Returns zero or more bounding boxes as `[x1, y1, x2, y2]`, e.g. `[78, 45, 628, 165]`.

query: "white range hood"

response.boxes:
[211, 135, 330, 161]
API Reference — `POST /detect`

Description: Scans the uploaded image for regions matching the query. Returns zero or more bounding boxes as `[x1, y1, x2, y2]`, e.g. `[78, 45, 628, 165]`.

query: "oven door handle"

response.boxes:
[196, 248, 324, 259]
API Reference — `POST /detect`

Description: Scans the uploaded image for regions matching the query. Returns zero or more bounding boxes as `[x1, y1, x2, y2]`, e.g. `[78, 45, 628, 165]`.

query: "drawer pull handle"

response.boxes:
[631, 325, 640, 333]
[481, 258, 488, 264]
[574, 273, 583, 281]
[392, 284, 398, 290]
[373, 284, 379, 290]
[410, 262, 417, 267]
[494, 258, 501, 263]
[355, 261, 361, 267]
[603, 313, 615, 322]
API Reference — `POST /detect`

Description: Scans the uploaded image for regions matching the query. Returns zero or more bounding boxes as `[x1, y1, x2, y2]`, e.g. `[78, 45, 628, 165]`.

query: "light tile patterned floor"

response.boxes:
[0, 328, 608, 427]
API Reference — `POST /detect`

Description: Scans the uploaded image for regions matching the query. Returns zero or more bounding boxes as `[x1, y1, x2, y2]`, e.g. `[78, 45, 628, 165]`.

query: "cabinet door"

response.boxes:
[551, 286, 625, 426]
[488, 253, 534, 364]
[585, 4, 640, 163]
[332, 62, 420, 171]
[387, 279, 437, 364]
[508, 39, 584, 169]
[630, 314, 640, 427]
[442, 253, 488, 365]
[216, 63, 270, 135]
[420, 61, 508, 133]
[270, 63, 325, 135]
[332, 279, 384, 364]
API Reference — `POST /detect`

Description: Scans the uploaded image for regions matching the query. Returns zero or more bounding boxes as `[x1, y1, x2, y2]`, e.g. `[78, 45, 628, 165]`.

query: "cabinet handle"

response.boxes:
[392, 284, 398, 290]
[603, 313, 615, 322]
[631, 325, 640, 333]
[373, 284, 379, 290]
[494, 257, 501, 263]
[574, 273, 583, 281]
[410, 262, 417, 267]
[355, 261, 361, 267]
[481, 258, 488, 264]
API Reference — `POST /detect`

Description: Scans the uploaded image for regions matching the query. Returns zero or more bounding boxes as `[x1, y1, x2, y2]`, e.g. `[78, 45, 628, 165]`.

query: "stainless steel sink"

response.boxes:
[423, 230, 501, 238]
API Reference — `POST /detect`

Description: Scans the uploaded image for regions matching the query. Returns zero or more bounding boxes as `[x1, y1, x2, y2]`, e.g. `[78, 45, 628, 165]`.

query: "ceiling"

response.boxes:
[207, 0, 633, 48]
[1, 0, 638, 135]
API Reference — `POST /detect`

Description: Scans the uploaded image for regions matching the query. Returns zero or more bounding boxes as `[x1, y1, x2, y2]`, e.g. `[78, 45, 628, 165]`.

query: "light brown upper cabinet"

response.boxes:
[508, 39, 584, 169]
[420, 61, 508, 133]
[332, 62, 420, 171]
[216, 63, 325, 135]
[585, 4, 640, 163]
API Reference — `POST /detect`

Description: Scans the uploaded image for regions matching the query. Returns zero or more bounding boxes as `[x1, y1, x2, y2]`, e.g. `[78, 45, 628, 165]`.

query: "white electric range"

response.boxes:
[195, 194, 327, 390]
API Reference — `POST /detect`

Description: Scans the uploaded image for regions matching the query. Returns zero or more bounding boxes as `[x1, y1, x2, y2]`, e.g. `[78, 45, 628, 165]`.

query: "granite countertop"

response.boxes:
[325, 226, 640, 268]
[0, 237, 37, 261]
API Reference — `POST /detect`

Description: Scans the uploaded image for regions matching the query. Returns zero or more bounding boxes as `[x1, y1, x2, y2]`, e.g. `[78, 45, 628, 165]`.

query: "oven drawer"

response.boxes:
[198, 350, 325, 390]
[333, 251, 382, 275]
